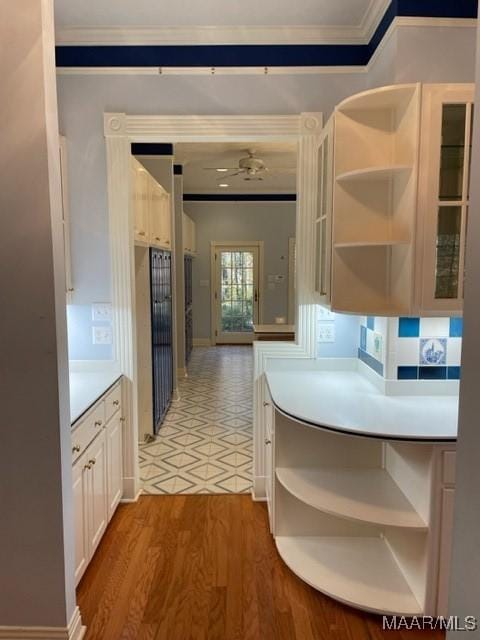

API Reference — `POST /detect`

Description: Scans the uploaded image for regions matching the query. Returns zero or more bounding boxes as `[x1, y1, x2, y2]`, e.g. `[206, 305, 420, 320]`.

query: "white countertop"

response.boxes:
[69, 364, 122, 424]
[266, 368, 458, 441]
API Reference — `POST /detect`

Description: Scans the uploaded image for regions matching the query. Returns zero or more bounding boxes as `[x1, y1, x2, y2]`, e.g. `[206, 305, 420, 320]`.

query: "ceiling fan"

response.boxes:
[204, 149, 295, 181]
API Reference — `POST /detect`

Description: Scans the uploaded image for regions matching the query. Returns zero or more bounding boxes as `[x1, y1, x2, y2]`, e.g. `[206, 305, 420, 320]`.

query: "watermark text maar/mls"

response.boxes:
[382, 616, 478, 631]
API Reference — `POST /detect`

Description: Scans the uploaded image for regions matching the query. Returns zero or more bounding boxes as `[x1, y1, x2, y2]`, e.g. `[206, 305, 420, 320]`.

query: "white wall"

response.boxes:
[183, 200, 296, 339]
[0, 0, 76, 628]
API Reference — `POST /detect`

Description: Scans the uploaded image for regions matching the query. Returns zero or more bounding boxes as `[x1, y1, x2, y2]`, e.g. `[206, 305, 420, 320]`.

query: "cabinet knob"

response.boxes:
[263, 401, 270, 407]
[113, 400, 120, 406]
[120, 417, 126, 422]
[94, 420, 102, 427]
[84, 463, 92, 470]
[265, 439, 272, 445]
[72, 444, 81, 453]
[88, 459, 96, 466]
[138, 231, 146, 236]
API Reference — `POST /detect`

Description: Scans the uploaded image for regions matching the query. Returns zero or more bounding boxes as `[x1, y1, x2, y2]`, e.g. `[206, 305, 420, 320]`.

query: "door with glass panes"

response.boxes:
[419, 85, 474, 315]
[214, 246, 259, 344]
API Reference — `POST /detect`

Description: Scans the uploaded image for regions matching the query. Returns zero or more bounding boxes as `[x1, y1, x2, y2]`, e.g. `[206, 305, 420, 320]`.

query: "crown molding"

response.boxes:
[361, 0, 391, 41]
[56, 24, 367, 47]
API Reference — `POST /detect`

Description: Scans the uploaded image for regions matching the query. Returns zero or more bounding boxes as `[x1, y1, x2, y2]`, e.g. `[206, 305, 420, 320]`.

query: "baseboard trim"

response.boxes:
[0, 607, 86, 640]
[193, 338, 212, 346]
[120, 488, 142, 504]
[252, 476, 266, 501]
[121, 476, 140, 501]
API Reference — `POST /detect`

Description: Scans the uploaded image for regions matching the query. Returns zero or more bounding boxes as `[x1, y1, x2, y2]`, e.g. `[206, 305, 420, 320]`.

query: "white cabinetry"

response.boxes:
[71, 379, 124, 585]
[268, 404, 456, 616]
[316, 83, 474, 316]
[183, 212, 196, 255]
[132, 158, 150, 243]
[132, 157, 172, 250]
[416, 85, 474, 315]
[59, 136, 73, 299]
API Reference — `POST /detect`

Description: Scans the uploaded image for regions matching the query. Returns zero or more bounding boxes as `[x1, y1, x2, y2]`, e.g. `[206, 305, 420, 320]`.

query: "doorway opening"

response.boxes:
[212, 242, 263, 344]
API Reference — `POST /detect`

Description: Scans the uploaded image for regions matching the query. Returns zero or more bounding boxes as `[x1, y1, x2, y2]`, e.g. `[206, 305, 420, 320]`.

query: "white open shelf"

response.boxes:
[276, 467, 427, 530]
[276, 536, 423, 616]
[336, 165, 412, 183]
[336, 84, 419, 113]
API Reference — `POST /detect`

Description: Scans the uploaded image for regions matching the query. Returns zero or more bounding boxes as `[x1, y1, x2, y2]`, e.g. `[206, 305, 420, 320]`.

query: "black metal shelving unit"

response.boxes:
[150, 248, 173, 434]
[184, 255, 193, 364]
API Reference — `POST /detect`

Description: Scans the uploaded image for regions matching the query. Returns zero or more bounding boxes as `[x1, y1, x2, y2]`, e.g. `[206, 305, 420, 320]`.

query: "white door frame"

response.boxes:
[210, 240, 264, 344]
[104, 112, 322, 501]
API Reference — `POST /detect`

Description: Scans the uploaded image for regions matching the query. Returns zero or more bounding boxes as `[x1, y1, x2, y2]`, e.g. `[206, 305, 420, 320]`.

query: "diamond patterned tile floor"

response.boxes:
[140, 346, 253, 495]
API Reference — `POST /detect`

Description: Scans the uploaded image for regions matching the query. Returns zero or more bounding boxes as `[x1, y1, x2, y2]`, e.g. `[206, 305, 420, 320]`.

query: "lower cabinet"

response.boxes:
[72, 381, 124, 585]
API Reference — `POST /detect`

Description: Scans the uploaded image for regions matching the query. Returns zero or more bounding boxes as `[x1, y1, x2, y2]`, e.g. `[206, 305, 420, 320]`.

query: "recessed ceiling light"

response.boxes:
[216, 168, 229, 172]
[219, 183, 229, 188]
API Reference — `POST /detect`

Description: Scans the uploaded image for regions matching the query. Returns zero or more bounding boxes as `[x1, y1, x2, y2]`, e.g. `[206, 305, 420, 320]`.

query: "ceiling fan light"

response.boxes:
[219, 183, 229, 188]
[216, 168, 229, 172]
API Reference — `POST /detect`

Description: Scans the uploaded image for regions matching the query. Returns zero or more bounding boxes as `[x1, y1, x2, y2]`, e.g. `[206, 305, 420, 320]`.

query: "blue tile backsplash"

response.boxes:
[398, 317, 420, 338]
[360, 316, 462, 380]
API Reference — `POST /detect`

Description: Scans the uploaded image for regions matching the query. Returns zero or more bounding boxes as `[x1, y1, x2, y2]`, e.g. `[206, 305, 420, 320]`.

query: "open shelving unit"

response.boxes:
[330, 84, 421, 314]
[272, 410, 435, 615]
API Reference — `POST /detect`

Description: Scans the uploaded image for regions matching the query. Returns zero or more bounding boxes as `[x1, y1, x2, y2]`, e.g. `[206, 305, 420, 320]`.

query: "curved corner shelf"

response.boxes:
[336, 165, 412, 183]
[276, 467, 427, 530]
[276, 536, 423, 616]
[334, 239, 410, 249]
[336, 84, 419, 113]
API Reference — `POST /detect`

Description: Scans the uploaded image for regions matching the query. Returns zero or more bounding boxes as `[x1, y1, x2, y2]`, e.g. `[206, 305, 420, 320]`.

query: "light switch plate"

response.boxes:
[92, 326, 112, 345]
[92, 302, 112, 322]
[318, 323, 335, 343]
[274, 274, 285, 283]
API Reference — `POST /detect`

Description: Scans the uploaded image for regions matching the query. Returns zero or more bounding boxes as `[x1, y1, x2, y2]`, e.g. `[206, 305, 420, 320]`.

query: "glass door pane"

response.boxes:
[435, 206, 461, 299]
[439, 104, 467, 201]
[220, 250, 255, 334]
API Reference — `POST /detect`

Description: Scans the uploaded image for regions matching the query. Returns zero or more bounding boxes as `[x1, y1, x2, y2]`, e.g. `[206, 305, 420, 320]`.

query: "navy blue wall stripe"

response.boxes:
[131, 143, 173, 156]
[56, 44, 367, 68]
[183, 193, 296, 202]
[173, 165, 183, 175]
[56, 1, 478, 68]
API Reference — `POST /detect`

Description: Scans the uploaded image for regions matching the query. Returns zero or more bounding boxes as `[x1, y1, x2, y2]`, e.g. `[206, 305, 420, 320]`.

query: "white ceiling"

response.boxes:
[175, 142, 297, 194]
[55, 0, 376, 29]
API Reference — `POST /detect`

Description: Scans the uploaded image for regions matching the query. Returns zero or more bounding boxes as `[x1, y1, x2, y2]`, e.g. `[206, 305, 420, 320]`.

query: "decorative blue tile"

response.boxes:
[360, 325, 367, 351]
[398, 317, 420, 338]
[420, 338, 447, 365]
[397, 366, 419, 380]
[367, 317, 375, 331]
[449, 317, 463, 338]
[419, 366, 447, 380]
[447, 366, 461, 380]
[358, 348, 383, 377]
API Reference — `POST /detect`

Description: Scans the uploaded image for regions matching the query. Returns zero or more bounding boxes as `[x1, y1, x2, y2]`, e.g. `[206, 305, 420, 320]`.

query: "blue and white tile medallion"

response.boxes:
[419, 338, 447, 366]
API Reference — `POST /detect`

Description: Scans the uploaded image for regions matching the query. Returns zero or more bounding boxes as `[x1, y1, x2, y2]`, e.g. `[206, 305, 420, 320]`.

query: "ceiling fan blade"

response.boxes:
[204, 167, 240, 171]
[218, 170, 244, 179]
[264, 167, 296, 173]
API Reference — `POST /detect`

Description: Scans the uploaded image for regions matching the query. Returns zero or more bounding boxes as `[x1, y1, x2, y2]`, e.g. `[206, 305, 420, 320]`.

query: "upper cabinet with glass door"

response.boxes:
[315, 83, 474, 316]
[415, 85, 474, 316]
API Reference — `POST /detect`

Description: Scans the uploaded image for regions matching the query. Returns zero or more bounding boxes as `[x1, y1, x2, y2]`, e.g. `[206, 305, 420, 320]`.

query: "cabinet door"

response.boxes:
[133, 161, 150, 243]
[72, 453, 89, 585]
[161, 193, 172, 249]
[87, 431, 108, 555]
[264, 383, 274, 532]
[314, 116, 334, 305]
[150, 180, 163, 246]
[418, 85, 474, 315]
[106, 414, 123, 520]
[436, 487, 455, 615]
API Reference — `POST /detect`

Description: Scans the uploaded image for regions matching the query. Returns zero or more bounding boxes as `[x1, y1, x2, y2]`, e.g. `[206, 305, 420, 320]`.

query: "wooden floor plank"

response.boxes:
[77, 495, 446, 640]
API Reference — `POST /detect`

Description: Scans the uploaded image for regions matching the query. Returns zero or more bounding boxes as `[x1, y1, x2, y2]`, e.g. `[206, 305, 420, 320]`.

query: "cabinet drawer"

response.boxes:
[71, 402, 105, 463]
[105, 382, 122, 423]
[442, 451, 456, 485]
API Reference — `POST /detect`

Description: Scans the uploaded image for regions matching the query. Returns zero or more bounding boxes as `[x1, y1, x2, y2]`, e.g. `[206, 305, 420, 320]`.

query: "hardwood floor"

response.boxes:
[77, 495, 445, 640]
